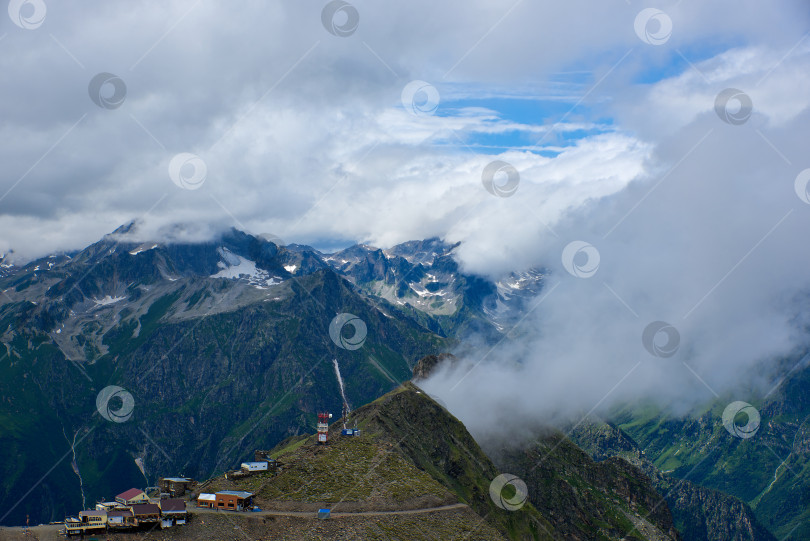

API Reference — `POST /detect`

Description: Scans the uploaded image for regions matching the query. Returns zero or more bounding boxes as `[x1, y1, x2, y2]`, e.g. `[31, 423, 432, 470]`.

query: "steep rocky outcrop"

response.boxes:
[411, 352, 458, 381]
[571, 419, 776, 541]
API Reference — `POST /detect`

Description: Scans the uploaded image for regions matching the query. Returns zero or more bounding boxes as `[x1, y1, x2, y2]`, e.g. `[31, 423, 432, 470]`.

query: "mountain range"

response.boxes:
[0, 224, 805, 540]
[0, 224, 539, 528]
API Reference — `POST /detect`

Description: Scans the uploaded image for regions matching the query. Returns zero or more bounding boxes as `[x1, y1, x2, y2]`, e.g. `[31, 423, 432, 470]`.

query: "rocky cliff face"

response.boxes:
[570, 419, 777, 541]
[411, 352, 458, 381]
[324, 238, 545, 341]
[663, 483, 775, 541]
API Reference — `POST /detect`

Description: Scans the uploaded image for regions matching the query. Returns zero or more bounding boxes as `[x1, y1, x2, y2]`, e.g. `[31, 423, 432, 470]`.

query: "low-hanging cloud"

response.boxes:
[421, 45, 810, 438]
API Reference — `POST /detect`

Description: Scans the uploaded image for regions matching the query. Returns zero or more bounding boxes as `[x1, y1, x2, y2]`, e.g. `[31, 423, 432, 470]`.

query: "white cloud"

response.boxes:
[1, 0, 806, 259]
[617, 46, 810, 137]
[422, 45, 810, 436]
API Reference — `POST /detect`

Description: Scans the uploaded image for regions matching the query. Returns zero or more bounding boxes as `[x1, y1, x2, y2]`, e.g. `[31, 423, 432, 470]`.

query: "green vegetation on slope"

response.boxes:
[609, 366, 810, 541]
[571, 418, 777, 541]
[206, 382, 553, 540]
[487, 428, 681, 541]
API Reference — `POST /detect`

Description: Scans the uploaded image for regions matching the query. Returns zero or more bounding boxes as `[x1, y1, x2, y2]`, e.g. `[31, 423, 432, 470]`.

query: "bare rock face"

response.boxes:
[412, 353, 458, 381]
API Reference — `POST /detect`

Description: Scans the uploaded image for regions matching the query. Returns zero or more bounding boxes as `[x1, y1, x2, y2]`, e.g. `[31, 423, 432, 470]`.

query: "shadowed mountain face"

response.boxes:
[558, 352, 810, 540]
[485, 435, 682, 541]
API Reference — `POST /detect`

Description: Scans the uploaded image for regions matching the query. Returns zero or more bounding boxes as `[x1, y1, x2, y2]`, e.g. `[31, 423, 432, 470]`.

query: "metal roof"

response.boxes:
[159, 499, 186, 512]
[162, 477, 192, 482]
[216, 490, 254, 498]
[130, 504, 161, 514]
[107, 509, 133, 517]
[198, 493, 216, 501]
[116, 488, 145, 500]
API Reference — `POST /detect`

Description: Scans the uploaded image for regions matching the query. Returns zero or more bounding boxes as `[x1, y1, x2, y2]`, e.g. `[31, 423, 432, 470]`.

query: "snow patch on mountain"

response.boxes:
[212, 247, 280, 289]
[129, 243, 159, 256]
[485, 268, 546, 331]
[94, 295, 126, 306]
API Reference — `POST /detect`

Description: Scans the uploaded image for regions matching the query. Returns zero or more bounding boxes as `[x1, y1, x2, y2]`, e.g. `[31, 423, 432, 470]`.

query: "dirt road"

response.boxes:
[192, 502, 469, 518]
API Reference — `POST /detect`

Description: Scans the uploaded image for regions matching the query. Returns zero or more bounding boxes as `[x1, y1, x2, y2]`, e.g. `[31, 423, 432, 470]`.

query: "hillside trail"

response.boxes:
[0, 504, 472, 540]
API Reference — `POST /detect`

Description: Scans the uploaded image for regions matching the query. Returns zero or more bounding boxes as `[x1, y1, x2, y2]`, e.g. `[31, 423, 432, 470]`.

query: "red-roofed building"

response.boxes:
[115, 488, 149, 505]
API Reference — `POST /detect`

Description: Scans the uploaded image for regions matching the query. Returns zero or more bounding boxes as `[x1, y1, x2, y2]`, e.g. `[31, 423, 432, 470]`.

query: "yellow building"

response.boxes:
[63, 510, 107, 536]
[115, 487, 149, 505]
